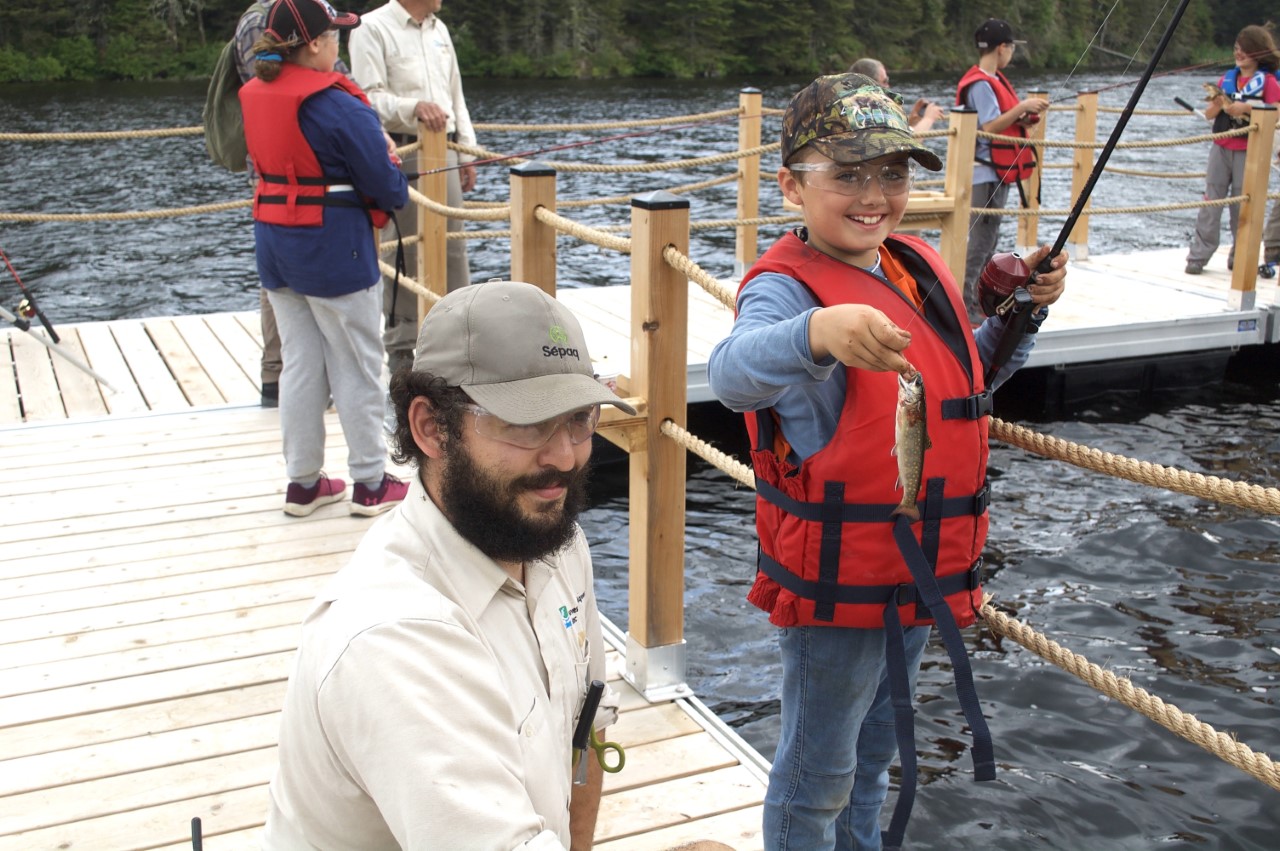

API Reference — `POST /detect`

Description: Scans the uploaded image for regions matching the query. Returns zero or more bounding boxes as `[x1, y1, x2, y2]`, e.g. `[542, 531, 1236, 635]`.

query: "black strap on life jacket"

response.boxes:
[879, 516, 995, 850]
[881, 601, 918, 851]
[941, 389, 993, 420]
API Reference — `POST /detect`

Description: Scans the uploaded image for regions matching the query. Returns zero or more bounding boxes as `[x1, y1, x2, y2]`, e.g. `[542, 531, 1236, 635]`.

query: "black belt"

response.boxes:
[390, 131, 457, 145]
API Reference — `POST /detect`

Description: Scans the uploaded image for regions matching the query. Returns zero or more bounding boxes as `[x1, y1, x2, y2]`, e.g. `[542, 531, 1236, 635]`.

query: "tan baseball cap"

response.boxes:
[412, 281, 637, 425]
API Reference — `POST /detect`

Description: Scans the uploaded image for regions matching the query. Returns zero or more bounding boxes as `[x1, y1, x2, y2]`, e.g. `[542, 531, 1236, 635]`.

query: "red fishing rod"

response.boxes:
[981, 0, 1196, 386]
[0, 246, 58, 343]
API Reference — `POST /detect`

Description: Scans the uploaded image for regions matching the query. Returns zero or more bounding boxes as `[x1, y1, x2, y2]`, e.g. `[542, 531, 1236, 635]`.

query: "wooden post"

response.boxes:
[509, 162, 557, 295]
[940, 107, 977, 288]
[417, 124, 449, 320]
[625, 190, 690, 701]
[1067, 91, 1098, 261]
[735, 87, 762, 277]
[1017, 90, 1048, 253]
[1230, 104, 1277, 310]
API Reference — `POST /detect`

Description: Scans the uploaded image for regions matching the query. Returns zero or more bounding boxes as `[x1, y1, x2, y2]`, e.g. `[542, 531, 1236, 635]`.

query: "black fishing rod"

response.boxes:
[0, 246, 58, 343]
[983, 0, 1195, 386]
[399, 112, 752, 178]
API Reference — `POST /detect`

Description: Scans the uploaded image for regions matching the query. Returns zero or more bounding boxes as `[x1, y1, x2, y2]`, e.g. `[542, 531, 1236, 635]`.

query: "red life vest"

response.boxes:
[240, 63, 390, 228]
[956, 65, 1037, 184]
[739, 231, 990, 631]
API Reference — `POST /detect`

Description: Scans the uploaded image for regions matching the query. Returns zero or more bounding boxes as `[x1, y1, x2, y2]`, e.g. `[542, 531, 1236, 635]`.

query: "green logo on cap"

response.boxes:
[549, 325, 569, 345]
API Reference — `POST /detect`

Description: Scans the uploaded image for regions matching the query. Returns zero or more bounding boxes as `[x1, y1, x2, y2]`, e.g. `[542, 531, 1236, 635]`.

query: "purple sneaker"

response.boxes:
[284, 474, 347, 517]
[350, 474, 409, 516]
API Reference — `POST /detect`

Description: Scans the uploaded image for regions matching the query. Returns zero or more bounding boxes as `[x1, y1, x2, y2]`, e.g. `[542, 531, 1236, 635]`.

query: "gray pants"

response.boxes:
[1263, 196, 1280, 260]
[964, 181, 1011, 322]
[383, 148, 471, 370]
[1188, 144, 1246, 265]
[267, 283, 387, 487]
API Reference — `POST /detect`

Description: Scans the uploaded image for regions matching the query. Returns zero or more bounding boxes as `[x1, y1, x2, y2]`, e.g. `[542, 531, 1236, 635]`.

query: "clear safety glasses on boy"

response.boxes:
[786, 160, 914, 196]
[463, 403, 602, 449]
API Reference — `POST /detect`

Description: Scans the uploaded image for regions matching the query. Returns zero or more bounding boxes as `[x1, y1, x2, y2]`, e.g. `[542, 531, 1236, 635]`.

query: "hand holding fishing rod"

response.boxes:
[980, 0, 1194, 387]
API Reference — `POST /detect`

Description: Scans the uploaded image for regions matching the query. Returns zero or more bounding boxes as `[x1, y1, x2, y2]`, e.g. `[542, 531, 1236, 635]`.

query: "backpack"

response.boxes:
[202, 37, 249, 172]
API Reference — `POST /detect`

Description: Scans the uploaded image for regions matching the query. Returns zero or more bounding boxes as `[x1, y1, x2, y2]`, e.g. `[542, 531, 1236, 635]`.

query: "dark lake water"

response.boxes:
[3, 70, 1279, 849]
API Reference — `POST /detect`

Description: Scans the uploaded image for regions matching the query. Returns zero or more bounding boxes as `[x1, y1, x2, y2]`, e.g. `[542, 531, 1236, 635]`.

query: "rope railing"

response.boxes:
[0, 126, 204, 141]
[656, 415, 1280, 791]
[558, 173, 739, 208]
[661, 246, 739, 311]
[532, 205, 631, 253]
[472, 107, 741, 133]
[407, 187, 510, 221]
[452, 140, 781, 173]
[375, 259, 440, 304]
[991, 194, 1245, 218]
[977, 127, 1248, 149]
[980, 599, 1280, 792]
[0, 199, 250, 223]
[990, 418, 1280, 513]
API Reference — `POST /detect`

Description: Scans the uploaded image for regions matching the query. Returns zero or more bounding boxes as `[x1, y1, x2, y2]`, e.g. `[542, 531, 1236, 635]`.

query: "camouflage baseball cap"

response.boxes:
[781, 73, 943, 171]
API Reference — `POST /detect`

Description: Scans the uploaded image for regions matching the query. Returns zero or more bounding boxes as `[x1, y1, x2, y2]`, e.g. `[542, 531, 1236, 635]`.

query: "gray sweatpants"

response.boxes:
[383, 148, 471, 370]
[267, 283, 387, 487]
[964, 180, 1011, 322]
[1188, 144, 1246, 265]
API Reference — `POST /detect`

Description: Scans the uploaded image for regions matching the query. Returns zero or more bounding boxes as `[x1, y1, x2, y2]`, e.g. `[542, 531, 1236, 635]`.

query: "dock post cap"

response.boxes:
[631, 190, 690, 210]
[510, 161, 557, 177]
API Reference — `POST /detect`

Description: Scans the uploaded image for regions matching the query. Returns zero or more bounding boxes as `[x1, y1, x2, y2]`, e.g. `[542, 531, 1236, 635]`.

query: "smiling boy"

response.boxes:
[708, 73, 1066, 849]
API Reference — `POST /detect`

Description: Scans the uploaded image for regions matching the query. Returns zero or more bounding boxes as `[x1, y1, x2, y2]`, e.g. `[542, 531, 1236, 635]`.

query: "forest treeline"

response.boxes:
[0, 0, 1274, 84]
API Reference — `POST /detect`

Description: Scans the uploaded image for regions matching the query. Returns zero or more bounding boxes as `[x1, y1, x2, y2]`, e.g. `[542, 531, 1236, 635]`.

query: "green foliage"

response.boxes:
[0, 0, 1246, 82]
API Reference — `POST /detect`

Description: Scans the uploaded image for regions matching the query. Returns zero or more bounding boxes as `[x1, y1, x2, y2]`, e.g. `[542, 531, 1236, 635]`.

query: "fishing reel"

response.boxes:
[978, 251, 1034, 318]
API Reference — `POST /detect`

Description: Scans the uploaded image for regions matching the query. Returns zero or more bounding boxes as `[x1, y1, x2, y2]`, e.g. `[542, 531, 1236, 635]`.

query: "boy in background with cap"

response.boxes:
[708, 74, 1066, 850]
[956, 17, 1049, 324]
[263, 280, 635, 849]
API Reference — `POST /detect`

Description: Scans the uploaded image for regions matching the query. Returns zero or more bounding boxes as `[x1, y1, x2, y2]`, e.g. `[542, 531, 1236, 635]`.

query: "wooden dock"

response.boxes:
[0, 404, 767, 849]
[2, 242, 1277, 848]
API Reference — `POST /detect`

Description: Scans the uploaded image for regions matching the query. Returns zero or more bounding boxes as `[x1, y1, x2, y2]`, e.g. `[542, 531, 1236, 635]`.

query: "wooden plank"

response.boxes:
[74, 321, 149, 415]
[610, 702, 703, 748]
[107, 319, 187, 410]
[0, 575, 326, 645]
[594, 765, 764, 843]
[1, 601, 312, 670]
[1, 623, 301, 698]
[0, 682, 286, 759]
[0, 336, 23, 423]
[600, 732, 738, 795]
[0, 747, 276, 836]
[0, 527, 360, 597]
[143, 317, 224, 407]
[205, 311, 266, 391]
[0, 781, 269, 850]
[234, 310, 265, 347]
[595, 806, 763, 851]
[45, 328, 108, 418]
[170, 314, 258, 405]
[0, 652, 293, 731]
[8, 328, 64, 421]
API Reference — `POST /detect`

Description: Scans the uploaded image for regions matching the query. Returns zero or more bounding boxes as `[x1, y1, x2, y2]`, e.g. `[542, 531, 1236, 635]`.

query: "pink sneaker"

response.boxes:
[350, 474, 409, 516]
[284, 474, 347, 517]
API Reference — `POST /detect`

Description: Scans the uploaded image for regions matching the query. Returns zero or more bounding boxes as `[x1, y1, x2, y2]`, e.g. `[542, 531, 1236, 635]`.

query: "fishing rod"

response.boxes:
[982, 0, 1196, 387]
[1046, 56, 1229, 105]
[0, 246, 58, 343]
[399, 112, 751, 178]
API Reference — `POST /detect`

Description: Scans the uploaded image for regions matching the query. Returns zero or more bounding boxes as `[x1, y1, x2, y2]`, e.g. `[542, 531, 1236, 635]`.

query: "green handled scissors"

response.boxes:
[588, 727, 625, 773]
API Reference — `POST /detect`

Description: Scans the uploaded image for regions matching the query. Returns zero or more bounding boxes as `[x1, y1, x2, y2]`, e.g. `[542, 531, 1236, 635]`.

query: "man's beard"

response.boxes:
[440, 440, 590, 564]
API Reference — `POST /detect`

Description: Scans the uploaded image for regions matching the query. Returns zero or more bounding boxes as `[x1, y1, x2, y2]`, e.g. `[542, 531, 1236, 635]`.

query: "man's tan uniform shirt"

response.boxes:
[349, 0, 476, 157]
[262, 475, 617, 849]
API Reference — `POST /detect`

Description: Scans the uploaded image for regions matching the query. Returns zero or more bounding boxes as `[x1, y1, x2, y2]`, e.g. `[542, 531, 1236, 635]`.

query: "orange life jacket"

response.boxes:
[956, 65, 1037, 184]
[240, 63, 390, 229]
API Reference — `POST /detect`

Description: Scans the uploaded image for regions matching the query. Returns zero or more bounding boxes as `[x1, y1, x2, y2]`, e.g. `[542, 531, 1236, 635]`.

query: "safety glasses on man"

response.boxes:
[463, 403, 602, 450]
[786, 160, 914, 196]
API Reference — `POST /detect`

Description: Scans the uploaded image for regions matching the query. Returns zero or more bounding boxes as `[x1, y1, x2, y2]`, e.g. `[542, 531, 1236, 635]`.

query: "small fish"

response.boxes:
[1203, 82, 1227, 102]
[891, 367, 930, 522]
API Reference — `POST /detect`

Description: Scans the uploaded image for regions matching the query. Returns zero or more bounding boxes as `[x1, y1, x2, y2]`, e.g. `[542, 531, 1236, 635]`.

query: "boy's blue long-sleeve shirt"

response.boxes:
[707, 268, 1041, 463]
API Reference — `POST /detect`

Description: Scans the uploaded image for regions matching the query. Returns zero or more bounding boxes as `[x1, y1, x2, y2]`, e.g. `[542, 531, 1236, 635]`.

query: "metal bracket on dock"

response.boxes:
[623, 634, 690, 703]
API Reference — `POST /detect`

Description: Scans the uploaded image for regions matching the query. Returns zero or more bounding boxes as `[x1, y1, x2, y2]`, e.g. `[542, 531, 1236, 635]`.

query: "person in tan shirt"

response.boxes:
[263, 281, 636, 849]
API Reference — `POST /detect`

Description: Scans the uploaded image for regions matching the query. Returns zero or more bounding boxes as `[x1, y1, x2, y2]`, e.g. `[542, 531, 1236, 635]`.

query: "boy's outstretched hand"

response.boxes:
[1022, 245, 1068, 308]
[809, 303, 913, 374]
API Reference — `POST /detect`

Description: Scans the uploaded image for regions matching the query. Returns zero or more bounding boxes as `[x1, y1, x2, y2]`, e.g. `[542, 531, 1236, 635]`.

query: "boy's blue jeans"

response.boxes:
[764, 623, 930, 851]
